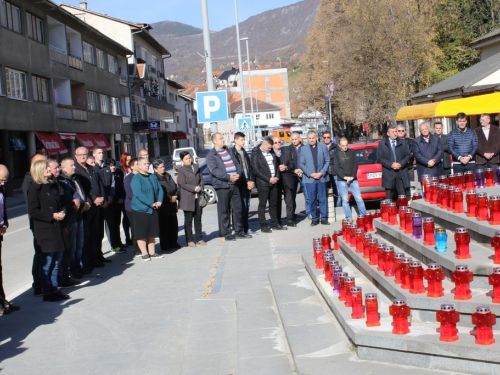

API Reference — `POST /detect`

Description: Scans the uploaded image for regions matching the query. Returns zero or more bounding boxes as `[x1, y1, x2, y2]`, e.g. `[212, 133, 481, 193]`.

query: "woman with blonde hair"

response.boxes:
[27, 160, 71, 302]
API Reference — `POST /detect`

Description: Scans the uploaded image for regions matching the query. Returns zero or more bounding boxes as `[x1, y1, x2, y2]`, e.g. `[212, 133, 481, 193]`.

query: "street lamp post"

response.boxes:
[234, 0, 246, 124]
[240, 37, 254, 142]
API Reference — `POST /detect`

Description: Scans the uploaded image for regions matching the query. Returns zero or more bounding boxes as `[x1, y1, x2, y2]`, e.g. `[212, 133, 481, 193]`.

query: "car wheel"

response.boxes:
[204, 185, 217, 204]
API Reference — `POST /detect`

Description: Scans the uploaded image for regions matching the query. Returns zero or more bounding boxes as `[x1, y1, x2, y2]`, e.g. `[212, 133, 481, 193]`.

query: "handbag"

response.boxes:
[198, 190, 210, 208]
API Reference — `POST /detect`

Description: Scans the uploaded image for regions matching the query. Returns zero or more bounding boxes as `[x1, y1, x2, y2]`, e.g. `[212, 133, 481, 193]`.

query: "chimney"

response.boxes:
[80, 1, 87, 9]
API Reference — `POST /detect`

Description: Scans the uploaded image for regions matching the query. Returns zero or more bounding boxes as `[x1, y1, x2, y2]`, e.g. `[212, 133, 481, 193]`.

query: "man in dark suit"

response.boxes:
[475, 113, 500, 173]
[0, 164, 20, 312]
[412, 122, 443, 182]
[251, 137, 286, 232]
[279, 139, 299, 227]
[377, 124, 412, 199]
[434, 122, 451, 176]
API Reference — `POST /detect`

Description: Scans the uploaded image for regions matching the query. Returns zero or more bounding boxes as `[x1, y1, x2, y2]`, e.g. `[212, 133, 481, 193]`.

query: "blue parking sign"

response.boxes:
[196, 91, 229, 123]
[237, 118, 252, 133]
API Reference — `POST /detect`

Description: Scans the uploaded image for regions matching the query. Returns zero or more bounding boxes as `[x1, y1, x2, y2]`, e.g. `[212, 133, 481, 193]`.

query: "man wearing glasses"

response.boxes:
[397, 124, 415, 186]
[322, 131, 340, 207]
[280, 132, 302, 226]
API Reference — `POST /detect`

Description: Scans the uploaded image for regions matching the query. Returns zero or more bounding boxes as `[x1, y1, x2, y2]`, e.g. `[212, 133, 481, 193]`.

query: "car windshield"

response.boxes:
[353, 147, 378, 165]
[173, 149, 194, 159]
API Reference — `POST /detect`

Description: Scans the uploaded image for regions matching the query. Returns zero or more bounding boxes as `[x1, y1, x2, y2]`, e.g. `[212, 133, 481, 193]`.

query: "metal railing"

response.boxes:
[55, 105, 88, 121]
[49, 45, 68, 65]
[68, 55, 83, 70]
[73, 107, 88, 121]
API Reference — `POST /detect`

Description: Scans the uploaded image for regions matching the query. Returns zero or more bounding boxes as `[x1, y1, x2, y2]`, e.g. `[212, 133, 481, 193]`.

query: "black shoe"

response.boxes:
[118, 243, 128, 249]
[3, 301, 20, 311]
[43, 293, 60, 302]
[321, 220, 330, 225]
[81, 267, 93, 275]
[225, 235, 236, 241]
[310, 221, 319, 226]
[54, 290, 71, 300]
[272, 225, 288, 230]
[33, 288, 43, 297]
[261, 226, 272, 233]
[236, 234, 252, 239]
[287, 222, 297, 227]
[59, 280, 82, 288]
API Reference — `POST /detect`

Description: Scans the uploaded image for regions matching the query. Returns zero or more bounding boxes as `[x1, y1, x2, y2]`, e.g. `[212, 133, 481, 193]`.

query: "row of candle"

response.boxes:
[312, 238, 497, 343]
[421, 169, 499, 197]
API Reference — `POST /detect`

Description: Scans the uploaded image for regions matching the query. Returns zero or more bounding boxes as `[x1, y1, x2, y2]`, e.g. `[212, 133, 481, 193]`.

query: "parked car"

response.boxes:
[172, 147, 199, 174]
[347, 140, 385, 201]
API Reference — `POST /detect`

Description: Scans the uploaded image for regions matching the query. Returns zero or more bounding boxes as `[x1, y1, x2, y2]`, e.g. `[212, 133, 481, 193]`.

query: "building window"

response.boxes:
[111, 97, 120, 115]
[5, 68, 28, 100]
[32, 76, 49, 103]
[100, 94, 111, 114]
[108, 55, 117, 74]
[83, 42, 95, 64]
[0, 1, 22, 33]
[26, 13, 44, 43]
[96, 49, 107, 70]
[266, 113, 274, 119]
[141, 104, 147, 120]
[87, 91, 98, 112]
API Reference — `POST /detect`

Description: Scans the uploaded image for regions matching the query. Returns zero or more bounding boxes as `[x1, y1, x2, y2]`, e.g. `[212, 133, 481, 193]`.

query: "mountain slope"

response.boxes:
[150, 0, 319, 81]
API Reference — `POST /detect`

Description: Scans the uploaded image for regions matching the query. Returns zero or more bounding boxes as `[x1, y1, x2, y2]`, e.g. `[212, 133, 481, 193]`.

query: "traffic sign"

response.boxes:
[237, 118, 252, 133]
[196, 91, 229, 123]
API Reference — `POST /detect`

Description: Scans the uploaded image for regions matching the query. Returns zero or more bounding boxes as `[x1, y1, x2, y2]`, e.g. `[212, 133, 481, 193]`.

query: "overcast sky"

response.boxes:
[62, 0, 301, 31]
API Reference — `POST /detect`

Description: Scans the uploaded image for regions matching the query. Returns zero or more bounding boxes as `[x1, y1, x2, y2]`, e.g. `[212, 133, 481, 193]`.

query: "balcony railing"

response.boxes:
[49, 45, 68, 65]
[68, 55, 83, 70]
[119, 75, 128, 86]
[145, 95, 175, 112]
[56, 105, 88, 121]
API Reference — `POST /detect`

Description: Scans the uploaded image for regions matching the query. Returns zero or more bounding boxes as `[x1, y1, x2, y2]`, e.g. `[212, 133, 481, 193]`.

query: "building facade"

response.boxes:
[0, 0, 132, 185]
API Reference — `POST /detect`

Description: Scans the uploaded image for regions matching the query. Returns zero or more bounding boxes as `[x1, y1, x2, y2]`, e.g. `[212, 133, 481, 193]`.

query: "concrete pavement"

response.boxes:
[0, 193, 456, 374]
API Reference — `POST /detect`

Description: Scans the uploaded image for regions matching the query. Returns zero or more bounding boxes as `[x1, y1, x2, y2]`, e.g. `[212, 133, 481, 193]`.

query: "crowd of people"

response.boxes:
[0, 112, 496, 312]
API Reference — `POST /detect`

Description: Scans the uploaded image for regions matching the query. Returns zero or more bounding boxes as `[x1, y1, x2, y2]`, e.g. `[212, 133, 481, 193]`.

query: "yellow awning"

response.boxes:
[397, 92, 500, 121]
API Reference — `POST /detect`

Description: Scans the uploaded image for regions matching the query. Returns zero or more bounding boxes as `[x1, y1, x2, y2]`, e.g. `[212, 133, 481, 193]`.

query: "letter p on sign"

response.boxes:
[196, 91, 229, 123]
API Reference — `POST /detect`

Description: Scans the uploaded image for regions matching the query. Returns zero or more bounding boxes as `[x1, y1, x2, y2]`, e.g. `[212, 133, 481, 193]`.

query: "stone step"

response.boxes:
[302, 253, 500, 375]
[411, 186, 500, 247]
[268, 266, 354, 375]
[338, 235, 500, 321]
[374, 219, 493, 287]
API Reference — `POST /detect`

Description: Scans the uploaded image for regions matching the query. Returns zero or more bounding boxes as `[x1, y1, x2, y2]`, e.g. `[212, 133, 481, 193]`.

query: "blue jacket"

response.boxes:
[206, 146, 242, 189]
[131, 173, 164, 214]
[447, 127, 478, 163]
[299, 143, 330, 183]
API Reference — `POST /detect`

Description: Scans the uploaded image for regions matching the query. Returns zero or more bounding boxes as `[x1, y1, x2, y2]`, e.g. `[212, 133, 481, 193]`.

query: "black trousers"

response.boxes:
[125, 210, 139, 251]
[105, 202, 123, 249]
[98, 206, 106, 257]
[159, 213, 179, 248]
[121, 204, 131, 243]
[0, 241, 5, 300]
[82, 206, 100, 268]
[276, 180, 284, 225]
[385, 173, 411, 201]
[236, 183, 251, 234]
[30, 229, 43, 291]
[283, 181, 296, 223]
[216, 185, 243, 238]
[256, 183, 279, 228]
[184, 199, 203, 243]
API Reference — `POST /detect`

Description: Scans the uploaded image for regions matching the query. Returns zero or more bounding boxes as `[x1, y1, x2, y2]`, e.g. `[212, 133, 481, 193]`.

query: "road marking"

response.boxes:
[3, 226, 30, 236]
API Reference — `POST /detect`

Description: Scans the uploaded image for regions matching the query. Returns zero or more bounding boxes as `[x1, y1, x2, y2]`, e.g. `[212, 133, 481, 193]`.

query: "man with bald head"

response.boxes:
[0, 164, 19, 312]
[21, 152, 46, 296]
[74, 146, 106, 272]
[412, 122, 443, 182]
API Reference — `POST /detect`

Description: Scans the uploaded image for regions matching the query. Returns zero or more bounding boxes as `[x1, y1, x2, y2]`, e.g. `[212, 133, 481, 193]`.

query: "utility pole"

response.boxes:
[234, 0, 246, 121]
[241, 37, 254, 142]
[200, 0, 216, 133]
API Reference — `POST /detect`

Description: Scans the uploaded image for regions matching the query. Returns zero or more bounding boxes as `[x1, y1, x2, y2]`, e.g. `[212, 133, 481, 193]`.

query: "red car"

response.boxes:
[347, 140, 385, 201]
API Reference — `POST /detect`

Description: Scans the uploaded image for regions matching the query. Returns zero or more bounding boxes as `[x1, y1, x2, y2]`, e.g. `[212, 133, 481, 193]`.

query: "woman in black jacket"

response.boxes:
[153, 159, 181, 251]
[177, 152, 205, 247]
[27, 160, 71, 302]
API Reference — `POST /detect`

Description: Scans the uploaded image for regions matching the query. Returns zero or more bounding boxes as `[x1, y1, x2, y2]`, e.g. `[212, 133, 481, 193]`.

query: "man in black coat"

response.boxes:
[322, 130, 340, 206]
[377, 124, 412, 200]
[412, 122, 443, 182]
[74, 146, 106, 272]
[279, 141, 299, 227]
[21, 152, 46, 296]
[251, 137, 286, 232]
[0, 165, 20, 312]
[92, 147, 112, 262]
[231, 132, 255, 235]
[434, 122, 451, 176]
